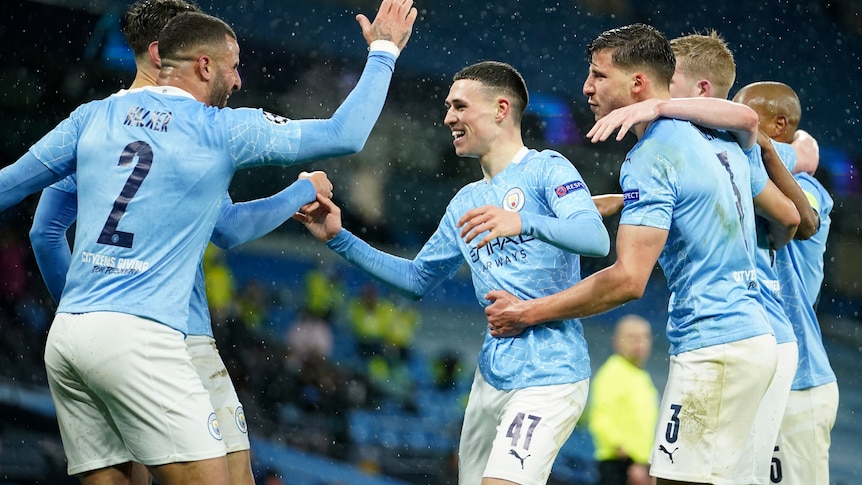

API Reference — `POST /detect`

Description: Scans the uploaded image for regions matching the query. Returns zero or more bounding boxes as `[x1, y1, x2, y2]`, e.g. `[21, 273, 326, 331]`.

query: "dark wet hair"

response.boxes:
[121, 0, 202, 57]
[588, 23, 676, 88]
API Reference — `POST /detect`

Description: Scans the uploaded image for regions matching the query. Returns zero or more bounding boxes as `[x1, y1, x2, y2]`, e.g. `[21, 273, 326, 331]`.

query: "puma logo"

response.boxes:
[509, 449, 530, 469]
[659, 444, 678, 463]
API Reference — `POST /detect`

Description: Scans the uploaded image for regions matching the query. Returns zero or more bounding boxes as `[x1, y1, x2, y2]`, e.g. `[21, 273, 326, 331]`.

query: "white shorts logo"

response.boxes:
[207, 412, 223, 441]
[503, 188, 525, 212]
[235, 406, 248, 434]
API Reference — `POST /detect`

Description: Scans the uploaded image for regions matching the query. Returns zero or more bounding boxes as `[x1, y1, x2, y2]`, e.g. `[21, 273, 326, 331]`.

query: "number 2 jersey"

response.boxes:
[28, 50, 396, 335]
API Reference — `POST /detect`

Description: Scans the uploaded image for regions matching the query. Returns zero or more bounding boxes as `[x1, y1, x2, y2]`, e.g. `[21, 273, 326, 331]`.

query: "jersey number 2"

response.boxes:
[97, 141, 153, 248]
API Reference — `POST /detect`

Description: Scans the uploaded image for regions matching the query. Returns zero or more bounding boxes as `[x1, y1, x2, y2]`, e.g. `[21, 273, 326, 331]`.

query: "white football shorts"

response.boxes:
[458, 369, 588, 485]
[45, 312, 226, 475]
[186, 334, 249, 453]
[649, 333, 778, 485]
[771, 381, 839, 485]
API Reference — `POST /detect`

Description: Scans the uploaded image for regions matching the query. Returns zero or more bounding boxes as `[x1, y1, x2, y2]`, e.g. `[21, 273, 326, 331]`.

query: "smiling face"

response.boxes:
[582, 49, 636, 120]
[443, 79, 500, 158]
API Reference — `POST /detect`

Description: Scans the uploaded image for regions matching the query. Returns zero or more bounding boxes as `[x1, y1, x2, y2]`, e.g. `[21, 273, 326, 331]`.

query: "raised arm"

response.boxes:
[752, 178, 799, 250]
[29, 185, 78, 303]
[292, 0, 417, 160]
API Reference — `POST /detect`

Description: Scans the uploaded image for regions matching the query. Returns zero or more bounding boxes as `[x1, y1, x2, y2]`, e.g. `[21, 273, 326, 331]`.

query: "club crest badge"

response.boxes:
[503, 188, 525, 212]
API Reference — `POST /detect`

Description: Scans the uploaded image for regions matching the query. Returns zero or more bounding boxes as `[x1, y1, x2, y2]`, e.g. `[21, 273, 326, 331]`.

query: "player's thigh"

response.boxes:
[150, 455, 229, 485]
[225, 450, 254, 485]
[773, 382, 839, 485]
[736, 341, 797, 484]
[650, 334, 777, 485]
[45, 313, 134, 475]
[66, 312, 227, 466]
[187, 335, 250, 454]
[482, 379, 588, 485]
[459, 370, 498, 485]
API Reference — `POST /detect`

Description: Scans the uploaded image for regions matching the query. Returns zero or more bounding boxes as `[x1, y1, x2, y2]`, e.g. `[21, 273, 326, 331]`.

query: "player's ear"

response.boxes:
[197, 55, 213, 81]
[632, 72, 647, 94]
[495, 97, 511, 122]
[697, 79, 711, 97]
[147, 41, 161, 69]
[774, 115, 788, 137]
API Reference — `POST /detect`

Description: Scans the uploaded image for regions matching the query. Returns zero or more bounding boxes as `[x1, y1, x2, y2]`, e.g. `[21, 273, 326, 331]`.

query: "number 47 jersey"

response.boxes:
[29, 86, 304, 334]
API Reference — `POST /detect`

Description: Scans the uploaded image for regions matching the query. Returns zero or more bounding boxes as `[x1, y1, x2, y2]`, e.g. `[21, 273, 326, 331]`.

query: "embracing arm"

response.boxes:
[484, 224, 666, 336]
[753, 179, 799, 250]
[592, 194, 624, 218]
[29, 186, 77, 303]
[587, 98, 759, 150]
[759, 135, 818, 239]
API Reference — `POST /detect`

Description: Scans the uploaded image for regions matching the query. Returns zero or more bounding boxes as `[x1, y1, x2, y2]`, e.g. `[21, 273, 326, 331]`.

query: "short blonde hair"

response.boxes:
[670, 31, 736, 99]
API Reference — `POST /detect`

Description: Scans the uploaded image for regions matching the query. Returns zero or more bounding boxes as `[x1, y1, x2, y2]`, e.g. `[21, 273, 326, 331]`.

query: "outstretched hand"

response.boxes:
[457, 205, 522, 248]
[586, 98, 663, 142]
[484, 290, 530, 338]
[292, 194, 343, 242]
[356, 0, 418, 52]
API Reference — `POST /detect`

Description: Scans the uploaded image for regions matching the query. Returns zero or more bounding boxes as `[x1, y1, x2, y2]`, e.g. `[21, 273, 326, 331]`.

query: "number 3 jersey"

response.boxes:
[29, 86, 307, 333]
[619, 118, 772, 355]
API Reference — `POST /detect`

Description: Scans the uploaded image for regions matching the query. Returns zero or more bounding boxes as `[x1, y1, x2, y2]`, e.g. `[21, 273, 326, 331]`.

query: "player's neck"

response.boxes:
[129, 68, 159, 89]
[479, 138, 526, 181]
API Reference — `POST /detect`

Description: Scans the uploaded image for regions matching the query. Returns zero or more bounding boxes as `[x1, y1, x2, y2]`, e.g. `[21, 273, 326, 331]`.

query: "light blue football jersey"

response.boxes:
[777, 173, 835, 390]
[30, 86, 310, 333]
[328, 148, 607, 390]
[788, 173, 832, 306]
[619, 118, 771, 355]
[748, 143, 797, 344]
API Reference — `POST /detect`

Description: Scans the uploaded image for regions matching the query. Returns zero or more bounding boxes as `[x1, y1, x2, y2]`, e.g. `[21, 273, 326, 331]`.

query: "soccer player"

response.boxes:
[585, 31, 806, 484]
[734, 81, 838, 485]
[0, 2, 417, 484]
[296, 60, 610, 485]
[27, 2, 353, 484]
[483, 24, 780, 485]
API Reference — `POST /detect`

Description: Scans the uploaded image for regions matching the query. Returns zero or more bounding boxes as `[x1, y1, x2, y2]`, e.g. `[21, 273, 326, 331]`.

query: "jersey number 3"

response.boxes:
[97, 141, 153, 248]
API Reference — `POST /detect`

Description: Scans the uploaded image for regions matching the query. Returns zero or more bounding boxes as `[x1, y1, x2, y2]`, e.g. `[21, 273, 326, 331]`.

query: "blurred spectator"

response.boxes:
[588, 315, 658, 485]
[347, 282, 396, 359]
[432, 350, 463, 391]
[285, 306, 334, 369]
[236, 278, 272, 333]
[304, 266, 345, 321]
[202, 243, 236, 323]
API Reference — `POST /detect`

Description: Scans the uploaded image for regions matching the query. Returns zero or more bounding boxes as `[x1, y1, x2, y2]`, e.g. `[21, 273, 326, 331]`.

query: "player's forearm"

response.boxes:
[29, 186, 77, 303]
[326, 229, 435, 299]
[761, 141, 819, 239]
[521, 265, 643, 325]
[660, 98, 758, 150]
[294, 50, 397, 160]
[521, 211, 610, 257]
[0, 152, 59, 211]
[211, 180, 315, 250]
[592, 194, 623, 218]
